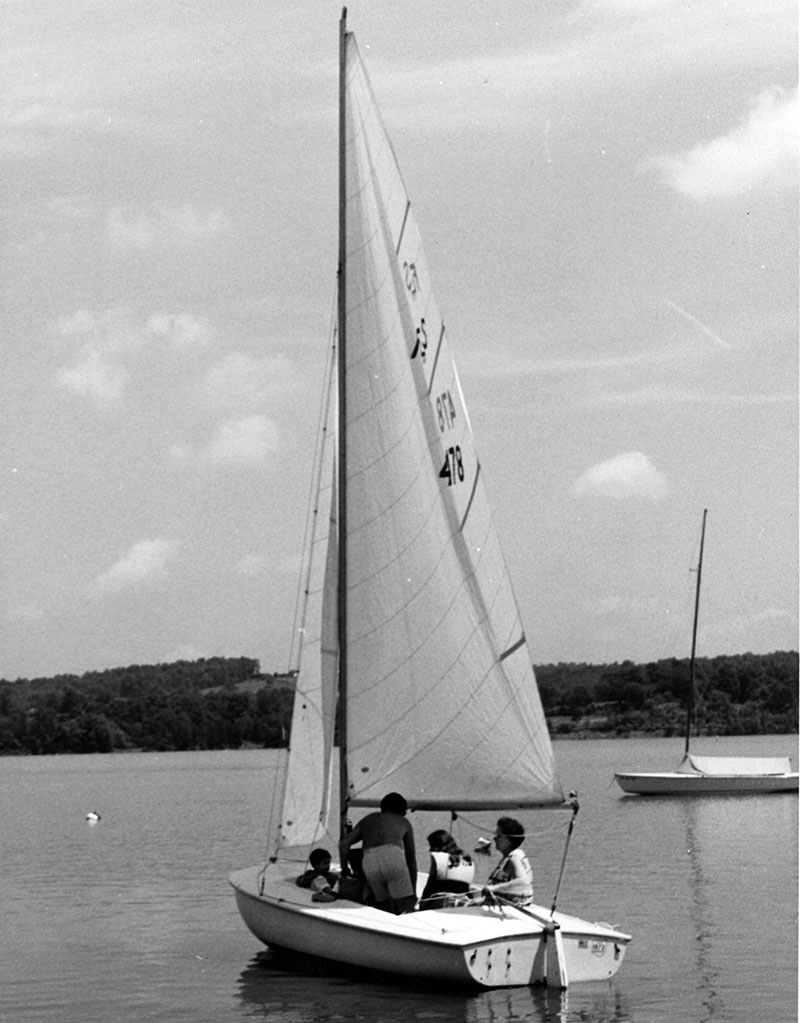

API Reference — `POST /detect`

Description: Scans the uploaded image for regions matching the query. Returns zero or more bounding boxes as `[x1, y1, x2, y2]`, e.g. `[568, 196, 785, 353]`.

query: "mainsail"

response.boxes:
[339, 32, 562, 810]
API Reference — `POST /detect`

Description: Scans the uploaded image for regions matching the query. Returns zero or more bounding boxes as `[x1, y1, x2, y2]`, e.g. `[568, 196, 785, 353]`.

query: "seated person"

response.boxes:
[481, 816, 533, 907]
[296, 848, 339, 902]
[419, 829, 474, 908]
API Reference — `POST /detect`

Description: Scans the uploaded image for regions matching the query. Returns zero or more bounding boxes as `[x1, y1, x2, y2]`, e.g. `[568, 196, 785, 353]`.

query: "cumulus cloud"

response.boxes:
[572, 451, 668, 501]
[170, 415, 279, 466]
[52, 306, 210, 404]
[200, 352, 298, 411]
[51, 309, 142, 405]
[89, 538, 175, 598]
[650, 87, 798, 199]
[107, 204, 231, 247]
[52, 306, 140, 354]
[147, 312, 211, 349]
[56, 348, 128, 404]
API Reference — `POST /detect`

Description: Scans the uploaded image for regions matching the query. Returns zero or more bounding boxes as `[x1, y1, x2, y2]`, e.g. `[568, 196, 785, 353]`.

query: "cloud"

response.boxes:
[56, 348, 128, 404]
[52, 306, 211, 404]
[89, 538, 175, 598]
[650, 87, 798, 199]
[0, 102, 106, 158]
[200, 352, 299, 410]
[352, 1, 793, 134]
[170, 415, 279, 466]
[107, 204, 231, 247]
[51, 306, 140, 354]
[572, 451, 668, 501]
[147, 313, 211, 349]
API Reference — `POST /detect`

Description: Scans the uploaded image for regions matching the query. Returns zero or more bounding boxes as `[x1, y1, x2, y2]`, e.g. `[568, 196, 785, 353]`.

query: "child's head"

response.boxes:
[309, 848, 332, 872]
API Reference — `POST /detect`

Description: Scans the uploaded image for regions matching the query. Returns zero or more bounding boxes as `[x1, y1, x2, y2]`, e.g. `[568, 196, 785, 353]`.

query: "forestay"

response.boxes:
[279, 347, 339, 850]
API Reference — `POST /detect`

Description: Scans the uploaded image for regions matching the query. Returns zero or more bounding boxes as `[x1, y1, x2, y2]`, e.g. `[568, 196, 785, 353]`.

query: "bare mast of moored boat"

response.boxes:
[684, 508, 707, 758]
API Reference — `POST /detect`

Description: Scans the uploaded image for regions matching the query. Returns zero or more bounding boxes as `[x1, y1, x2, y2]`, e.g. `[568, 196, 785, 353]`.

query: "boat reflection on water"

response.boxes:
[235, 950, 632, 1023]
[613, 784, 797, 1022]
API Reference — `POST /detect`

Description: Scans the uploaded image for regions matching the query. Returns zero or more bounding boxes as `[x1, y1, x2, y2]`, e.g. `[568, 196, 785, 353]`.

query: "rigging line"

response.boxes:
[454, 810, 571, 838]
[286, 290, 338, 673]
[550, 794, 579, 916]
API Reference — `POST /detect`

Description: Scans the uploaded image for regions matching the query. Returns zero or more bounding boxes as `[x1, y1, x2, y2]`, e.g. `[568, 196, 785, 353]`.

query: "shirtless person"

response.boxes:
[339, 792, 417, 914]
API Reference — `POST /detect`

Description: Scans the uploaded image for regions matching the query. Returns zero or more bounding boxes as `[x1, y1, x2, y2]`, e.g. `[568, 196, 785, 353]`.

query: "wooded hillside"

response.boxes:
[0, 651, 796, 754]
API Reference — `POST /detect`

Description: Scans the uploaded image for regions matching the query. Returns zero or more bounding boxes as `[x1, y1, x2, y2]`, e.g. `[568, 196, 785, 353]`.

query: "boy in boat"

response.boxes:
[296, 848, 340, 902]
[338, 792, 417, 914]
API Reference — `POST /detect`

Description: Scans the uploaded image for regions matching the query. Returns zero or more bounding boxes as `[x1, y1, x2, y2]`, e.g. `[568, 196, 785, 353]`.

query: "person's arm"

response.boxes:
[338, 821, 362, 873]
[403, 822, 417, 890]
[419, 854, 437, 902]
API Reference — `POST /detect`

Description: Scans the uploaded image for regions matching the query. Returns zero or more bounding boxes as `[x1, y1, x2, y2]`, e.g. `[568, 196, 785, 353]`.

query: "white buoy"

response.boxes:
[86, 811, 101, 822]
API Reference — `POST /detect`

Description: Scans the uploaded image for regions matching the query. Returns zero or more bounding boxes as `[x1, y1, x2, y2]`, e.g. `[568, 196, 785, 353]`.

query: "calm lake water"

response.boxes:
[1, 736, 796, 1023]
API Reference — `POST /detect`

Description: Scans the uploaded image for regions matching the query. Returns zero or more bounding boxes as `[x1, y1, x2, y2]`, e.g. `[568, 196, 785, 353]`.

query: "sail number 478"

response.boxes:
[439, 445, 464, 486]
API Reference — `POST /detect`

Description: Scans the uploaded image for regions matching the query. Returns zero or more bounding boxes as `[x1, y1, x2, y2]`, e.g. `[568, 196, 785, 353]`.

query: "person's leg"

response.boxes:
[383, 847, 415, 914]
[391, 894, 416, 914]
[361, 848, 390, 909]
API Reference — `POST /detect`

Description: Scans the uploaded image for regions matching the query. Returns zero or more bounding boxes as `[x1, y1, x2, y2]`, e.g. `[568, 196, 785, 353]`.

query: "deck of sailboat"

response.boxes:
[230, 864, 630, 987]
[614, 770, 799, 795]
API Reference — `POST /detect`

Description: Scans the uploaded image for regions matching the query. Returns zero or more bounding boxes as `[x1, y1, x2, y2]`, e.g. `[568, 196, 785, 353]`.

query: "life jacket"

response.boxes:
[487, 847, 533, 905]
[430, 850, 475, 892]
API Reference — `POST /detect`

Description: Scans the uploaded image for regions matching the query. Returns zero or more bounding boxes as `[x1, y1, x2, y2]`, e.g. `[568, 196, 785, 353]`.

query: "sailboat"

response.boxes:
[614, 510, 798, 796]
[230, 11, 631, 988]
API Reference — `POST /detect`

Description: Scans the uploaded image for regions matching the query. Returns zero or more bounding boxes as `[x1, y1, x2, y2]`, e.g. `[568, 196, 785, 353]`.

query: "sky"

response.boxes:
[2, 0, 797, 682]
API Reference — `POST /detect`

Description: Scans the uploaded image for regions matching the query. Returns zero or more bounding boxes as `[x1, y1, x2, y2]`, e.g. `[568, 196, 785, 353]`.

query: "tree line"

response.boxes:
[0, 650, 796, 755]
[536, 650, 798, 737]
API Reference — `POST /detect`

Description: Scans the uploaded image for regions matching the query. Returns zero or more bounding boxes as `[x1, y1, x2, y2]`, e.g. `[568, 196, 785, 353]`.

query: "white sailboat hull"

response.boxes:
[230, 865, 629, 988]
[614, 771, 799, 795]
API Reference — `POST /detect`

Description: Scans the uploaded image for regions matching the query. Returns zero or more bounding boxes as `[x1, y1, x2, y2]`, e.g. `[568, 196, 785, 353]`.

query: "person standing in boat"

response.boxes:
[338, 792, 417, 915]
[481, 816, 533, 907]
[419, 829, 474, 908]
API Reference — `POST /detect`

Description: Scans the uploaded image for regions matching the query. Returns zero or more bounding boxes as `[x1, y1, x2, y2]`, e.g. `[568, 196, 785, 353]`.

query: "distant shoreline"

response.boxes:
[1, 652, 796, 755]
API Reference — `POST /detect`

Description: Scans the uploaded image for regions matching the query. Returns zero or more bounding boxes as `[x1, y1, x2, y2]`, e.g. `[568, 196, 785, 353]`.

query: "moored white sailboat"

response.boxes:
[614, 510, 798, 796]
[230, 11, 631, 987]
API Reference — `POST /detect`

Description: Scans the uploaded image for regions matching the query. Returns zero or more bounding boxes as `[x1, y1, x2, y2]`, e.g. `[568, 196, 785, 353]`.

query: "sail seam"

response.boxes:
[426, 322, 445, 396]
[395, 200, 410, 255]
[459, 460, 480, 531]
[500, 634, 526, 661]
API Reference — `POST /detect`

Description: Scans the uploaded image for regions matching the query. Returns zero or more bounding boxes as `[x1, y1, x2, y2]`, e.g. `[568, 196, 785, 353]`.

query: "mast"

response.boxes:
[684, 508, 707, 756]
[336, 7, 349, 841]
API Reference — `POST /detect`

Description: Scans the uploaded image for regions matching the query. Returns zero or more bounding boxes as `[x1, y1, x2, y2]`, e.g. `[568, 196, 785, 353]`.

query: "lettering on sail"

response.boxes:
[397, 212, 469, 493]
